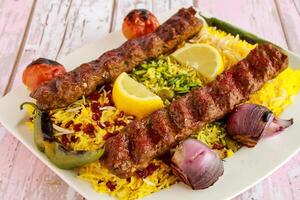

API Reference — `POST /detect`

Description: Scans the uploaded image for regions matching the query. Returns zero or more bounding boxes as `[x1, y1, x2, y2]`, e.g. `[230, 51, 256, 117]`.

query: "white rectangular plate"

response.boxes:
[1, 9, 300, 200]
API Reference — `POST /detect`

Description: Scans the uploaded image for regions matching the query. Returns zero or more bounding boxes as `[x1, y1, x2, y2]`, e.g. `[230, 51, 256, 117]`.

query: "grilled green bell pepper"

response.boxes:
[44, 142, 104, 169]
[20, 102, 48, 151]
[20, 102, 103, 169]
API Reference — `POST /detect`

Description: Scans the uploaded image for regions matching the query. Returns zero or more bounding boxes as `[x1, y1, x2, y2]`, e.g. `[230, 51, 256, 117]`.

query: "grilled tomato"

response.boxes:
[122, 9, 160, 40]
[22, 58, 66, 91]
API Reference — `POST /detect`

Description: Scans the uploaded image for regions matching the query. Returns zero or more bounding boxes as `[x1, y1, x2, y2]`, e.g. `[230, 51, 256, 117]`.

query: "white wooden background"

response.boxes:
[0, 0, 300, 199]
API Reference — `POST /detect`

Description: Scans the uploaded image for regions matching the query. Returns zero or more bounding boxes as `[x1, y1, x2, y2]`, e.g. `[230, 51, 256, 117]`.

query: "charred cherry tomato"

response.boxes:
[122, 9, 160, 40]
[22, 58, 66, 91]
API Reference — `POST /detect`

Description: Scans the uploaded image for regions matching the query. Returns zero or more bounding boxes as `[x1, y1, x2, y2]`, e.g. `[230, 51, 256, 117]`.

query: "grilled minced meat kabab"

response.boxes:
[30, 7, 203, 110]
[102, 43, 288, 178]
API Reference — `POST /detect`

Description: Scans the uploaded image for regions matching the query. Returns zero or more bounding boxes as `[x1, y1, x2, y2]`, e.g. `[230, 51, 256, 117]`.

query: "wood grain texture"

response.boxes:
[0, 0, 34, 96]
[0, 134, 83, 200]
[0, 0, 300, 200]
[275, 0, 300, 53]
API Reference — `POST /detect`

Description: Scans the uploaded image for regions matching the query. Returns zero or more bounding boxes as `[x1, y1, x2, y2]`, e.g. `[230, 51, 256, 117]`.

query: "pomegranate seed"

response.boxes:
[73, 123, 82, 131]
[83, 124, 95, 135]
[61, 135, 69, 146]
[106, 181, 116, 191]
[70, 135, 79, 143]
[65, 120, 73, 128]
[115, 120, 127, 127]
[92, 113, 100, 121]
[135, 164, 157, 178]
[91, 102, 101, 113]
[146, 163, 157, 176]
[136, 169, 147, 179]
[212, 143, 224, 150]
[104, 121, 111, 127]
[118, 111, 125, 118]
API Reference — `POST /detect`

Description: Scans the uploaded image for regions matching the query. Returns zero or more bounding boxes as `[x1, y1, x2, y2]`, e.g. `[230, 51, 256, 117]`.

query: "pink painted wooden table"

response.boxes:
[0, 0, 300, 199]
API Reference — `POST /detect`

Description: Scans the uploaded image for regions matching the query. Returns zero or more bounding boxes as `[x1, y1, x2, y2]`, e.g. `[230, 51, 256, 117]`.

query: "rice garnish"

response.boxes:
[25, 25, 300, 200]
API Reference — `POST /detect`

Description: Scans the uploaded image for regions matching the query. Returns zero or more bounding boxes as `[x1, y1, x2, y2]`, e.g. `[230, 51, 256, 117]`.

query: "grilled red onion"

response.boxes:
[171, 139, 224, 190]
[226, 103, 293, 147]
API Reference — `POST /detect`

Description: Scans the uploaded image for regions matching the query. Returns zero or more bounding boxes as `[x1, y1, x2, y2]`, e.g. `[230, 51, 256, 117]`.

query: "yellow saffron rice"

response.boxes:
[193, 25, 255, 68]
[25, 25, 300, 200]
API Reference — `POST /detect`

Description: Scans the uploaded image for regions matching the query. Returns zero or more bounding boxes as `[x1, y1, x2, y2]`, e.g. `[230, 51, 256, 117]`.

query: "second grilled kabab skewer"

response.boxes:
[101, 43, 289, 178]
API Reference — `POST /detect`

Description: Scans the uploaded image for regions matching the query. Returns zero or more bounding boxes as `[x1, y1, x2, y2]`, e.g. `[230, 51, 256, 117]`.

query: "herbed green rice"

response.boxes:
[131, 55, 202, 104]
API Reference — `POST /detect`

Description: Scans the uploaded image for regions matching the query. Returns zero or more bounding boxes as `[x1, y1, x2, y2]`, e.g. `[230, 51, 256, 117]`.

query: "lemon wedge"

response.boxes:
[171, 43, 224, 81]
[112, 72, 164, 119]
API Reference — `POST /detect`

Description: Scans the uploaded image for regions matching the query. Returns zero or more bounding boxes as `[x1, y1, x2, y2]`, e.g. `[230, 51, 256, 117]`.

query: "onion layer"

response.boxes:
[226, 103, 293, 147]
[171, 139, 224, 190]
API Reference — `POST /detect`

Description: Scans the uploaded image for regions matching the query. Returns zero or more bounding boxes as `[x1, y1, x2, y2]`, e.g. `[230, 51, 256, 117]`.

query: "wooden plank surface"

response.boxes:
[0, 0, 34, 96]
[0, 0, 300, 199]
[275, 0, 300, 53]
